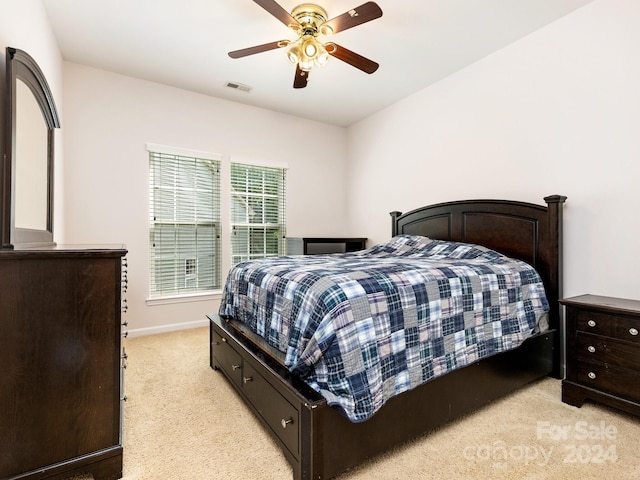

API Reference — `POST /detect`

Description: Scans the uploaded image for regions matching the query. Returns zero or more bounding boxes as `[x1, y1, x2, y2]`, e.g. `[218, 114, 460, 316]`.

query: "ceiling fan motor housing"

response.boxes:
[291, 4, 329, 35]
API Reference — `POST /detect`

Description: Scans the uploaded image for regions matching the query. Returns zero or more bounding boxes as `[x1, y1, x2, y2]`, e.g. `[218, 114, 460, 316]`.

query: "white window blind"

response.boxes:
[149, 150, 221, 297]
[230, 163, 286, 265]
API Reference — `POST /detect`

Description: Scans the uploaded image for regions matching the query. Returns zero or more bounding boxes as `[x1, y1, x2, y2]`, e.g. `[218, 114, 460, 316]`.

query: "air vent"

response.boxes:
[225, 81, 252, 93]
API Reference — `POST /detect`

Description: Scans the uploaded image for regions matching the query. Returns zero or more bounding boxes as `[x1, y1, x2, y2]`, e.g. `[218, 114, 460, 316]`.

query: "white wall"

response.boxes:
[62, 63, 349, 333]
[0, 0, 65, 242]
[8, 0, 638, 336]
[347, 0, 640, 301]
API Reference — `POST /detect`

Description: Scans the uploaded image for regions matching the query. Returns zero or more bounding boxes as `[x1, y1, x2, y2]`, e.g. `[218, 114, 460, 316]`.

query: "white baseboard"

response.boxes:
[127, 319, 209, 338]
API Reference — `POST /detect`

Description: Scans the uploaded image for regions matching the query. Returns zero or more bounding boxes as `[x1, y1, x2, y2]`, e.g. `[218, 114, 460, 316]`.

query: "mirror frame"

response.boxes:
[1, 47, 60, 248]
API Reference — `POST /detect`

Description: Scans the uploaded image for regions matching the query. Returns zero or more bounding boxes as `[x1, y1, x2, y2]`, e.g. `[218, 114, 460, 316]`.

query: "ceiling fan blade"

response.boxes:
[320, 2, 383, 35]
[253, 0, 300, 29]
[327, 43, 379, 74]
[293, 65, 309, 89]
[228, 40, 288, 59]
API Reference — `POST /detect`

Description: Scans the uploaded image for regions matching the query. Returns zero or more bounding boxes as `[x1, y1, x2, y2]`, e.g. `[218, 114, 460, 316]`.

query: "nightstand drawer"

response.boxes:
[575, 310, 613, 336]
[577, 361, 640, 402]
[613, 316, 640, 344]
[577, 333, 640, 369]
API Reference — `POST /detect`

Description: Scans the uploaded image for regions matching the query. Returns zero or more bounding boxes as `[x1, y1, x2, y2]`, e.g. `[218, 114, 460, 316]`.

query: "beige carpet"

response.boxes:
[109, 327, 639, 480]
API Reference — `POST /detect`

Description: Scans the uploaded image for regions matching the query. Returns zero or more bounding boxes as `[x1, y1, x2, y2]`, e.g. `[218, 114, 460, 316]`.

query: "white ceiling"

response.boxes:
[42, 0, 594, 127]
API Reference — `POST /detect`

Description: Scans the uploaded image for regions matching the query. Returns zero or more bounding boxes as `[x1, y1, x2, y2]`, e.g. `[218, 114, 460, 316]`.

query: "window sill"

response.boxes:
[146, 291, 222, 306]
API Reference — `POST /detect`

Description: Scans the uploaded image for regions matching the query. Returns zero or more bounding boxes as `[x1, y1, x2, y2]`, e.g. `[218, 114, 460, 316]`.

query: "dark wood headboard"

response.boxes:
[390, 195, 567, 332]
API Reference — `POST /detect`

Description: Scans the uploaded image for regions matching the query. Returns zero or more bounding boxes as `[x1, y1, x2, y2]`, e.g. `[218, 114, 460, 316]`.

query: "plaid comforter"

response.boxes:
[219, 235, 549, 422]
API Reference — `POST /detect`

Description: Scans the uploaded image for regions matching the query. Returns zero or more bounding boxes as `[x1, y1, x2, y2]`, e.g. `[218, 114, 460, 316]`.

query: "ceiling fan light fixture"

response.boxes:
[287, 35, 328, 71]
[314, 43, 329, 67]
[303, 37, 318, 57]
[299, 55, 315, 72]
[286, 41, 302, 64]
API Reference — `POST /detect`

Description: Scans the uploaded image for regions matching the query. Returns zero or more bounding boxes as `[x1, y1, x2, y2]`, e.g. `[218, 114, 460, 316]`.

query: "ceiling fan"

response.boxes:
[228, 1, 383, 89]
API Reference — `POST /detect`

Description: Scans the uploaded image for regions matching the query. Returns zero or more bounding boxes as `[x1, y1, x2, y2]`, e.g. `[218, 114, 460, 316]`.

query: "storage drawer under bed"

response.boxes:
[210, 318, 304, 460]
[211, 328, 243, 387]
[243, 362, 300, 456]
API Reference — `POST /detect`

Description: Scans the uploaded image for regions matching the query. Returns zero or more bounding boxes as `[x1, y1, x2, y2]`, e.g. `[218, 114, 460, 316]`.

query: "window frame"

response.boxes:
[230, 161, 287, 266]
[147, 144, 222, 301]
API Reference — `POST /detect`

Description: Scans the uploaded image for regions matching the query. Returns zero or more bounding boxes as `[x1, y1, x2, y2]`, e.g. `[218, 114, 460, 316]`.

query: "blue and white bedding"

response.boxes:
[219, 235, 549, 422]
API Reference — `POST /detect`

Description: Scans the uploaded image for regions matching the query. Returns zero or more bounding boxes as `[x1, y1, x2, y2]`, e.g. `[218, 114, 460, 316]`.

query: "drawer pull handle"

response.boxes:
[588, 372, 597, 380]
[243, 376, 253, 384]
[221, 337, 227, 343]
[587, 345, 596, 353]
[587, 320, 597, 328]
[232, 364, 241, 371]
[281, 418, 293, 429]
[630, 328, 639, 336]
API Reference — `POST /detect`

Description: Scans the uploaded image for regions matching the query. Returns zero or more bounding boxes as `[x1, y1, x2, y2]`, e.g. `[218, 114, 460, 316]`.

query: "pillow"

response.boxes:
[366, 234, 509, 262]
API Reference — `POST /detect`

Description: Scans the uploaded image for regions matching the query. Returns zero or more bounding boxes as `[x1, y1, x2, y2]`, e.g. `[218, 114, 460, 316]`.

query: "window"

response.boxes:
[230, 163, 286, 265]
[149, 148, 221, 297]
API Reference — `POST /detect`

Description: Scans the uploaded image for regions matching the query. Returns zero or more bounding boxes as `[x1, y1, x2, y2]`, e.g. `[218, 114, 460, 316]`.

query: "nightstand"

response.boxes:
[561, 294, 640, 417]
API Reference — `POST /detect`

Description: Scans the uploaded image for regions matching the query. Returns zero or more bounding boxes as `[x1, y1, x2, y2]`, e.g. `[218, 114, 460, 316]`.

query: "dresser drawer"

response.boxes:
[613, 316, 640, 344]
[211, 329, 243, 387]
[577, 333, 640, 370]
[575, 310, 613, 336]
[577, 361, 640, 402]
[242, 362, 300, 457]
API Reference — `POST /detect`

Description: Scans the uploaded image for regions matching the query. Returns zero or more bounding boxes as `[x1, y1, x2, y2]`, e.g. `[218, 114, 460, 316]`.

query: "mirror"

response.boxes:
[16, 79, 49, 231]
[1, 47, 60, 248]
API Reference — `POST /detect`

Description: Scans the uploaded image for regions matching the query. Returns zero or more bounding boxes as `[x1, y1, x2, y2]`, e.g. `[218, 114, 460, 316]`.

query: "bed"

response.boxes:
[208, 195, 566, 479]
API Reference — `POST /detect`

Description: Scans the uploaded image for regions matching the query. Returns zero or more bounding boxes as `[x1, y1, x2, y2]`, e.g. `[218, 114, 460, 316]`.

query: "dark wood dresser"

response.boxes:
[561, 294, 640, 417]
[0, 245, 128, 480]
